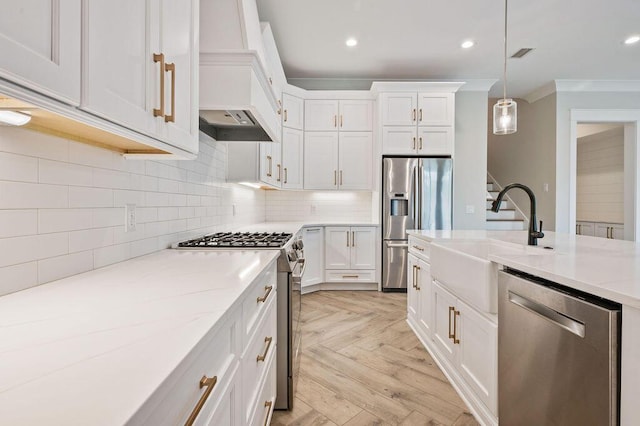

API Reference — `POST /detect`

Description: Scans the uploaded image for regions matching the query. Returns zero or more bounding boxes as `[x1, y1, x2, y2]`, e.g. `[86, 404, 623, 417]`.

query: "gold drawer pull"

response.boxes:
[184, 375, 218, 426]
[284, 109, 288, 121]
[164, 62, 176, 122]
[453, 310, 460, 344]
[342, 275, 359, 279]
[257, 336, 273, 362]
[153, 53, 165, 118]
[415, 265, 421, 290]
[412, 245, 424, 252]
[263, 400, 273, 426]
[257, 285, 273, 303]
[448, 306, 455, 339]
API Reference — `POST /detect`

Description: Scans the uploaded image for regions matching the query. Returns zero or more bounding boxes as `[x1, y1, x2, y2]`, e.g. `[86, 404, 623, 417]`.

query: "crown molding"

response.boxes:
[525, 80, 640, 104]
[523, 81, 557, 103]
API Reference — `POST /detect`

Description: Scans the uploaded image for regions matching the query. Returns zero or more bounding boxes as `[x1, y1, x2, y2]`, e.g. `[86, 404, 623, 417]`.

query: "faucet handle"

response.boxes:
[537, 220, 545, 238]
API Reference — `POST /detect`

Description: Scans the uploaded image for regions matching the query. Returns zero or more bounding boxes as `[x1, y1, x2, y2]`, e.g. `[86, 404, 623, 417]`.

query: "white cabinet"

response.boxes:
[302, 227, 324, 288]
[407, 254, 420, 323]
[0, 1, 81, 104]
[305, 99, 373, 131]
[82, 0, 198, 154]
[201, 365, 242, 426]
[595, 223, 624, 240]
[281, 128, 304, 189]
[304, 132, 372, 190]
[432, 280, 458, 364]
[576, 221, 595, 236]
[325, 226, 376, 271]
[417, 259, 433, 338]
[380, 92, 454, 155]
[282, 93, 304, 130]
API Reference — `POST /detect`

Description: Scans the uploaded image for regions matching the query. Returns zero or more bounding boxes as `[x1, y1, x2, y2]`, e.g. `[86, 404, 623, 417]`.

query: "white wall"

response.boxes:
[487, 94, 557, 230]
[265, 190, 373, 222]
[577, 127, 624, 223]
[0, 128, 265, 297]
[453, 91, 489, 229]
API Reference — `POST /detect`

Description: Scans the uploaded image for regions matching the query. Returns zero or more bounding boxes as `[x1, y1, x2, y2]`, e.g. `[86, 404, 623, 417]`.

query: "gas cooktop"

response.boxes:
[176, 232, 293, 249]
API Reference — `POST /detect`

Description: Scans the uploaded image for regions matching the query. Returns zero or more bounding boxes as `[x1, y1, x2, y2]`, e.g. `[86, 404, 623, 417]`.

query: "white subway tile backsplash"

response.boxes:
[69, 228, 115, 253]
[0, 262, 38, 295]
[38, 251, 94, 284]
[0, 127, 68, 161]
[130, 237, 158, 258]
[0, 210, 38, 238]
[113, 190, 145, 206]
[92, 208, 124, 228]
[0, 152, 38, 183]
[93, 243, 131, 269]
[69, 187, 114, 208]
[39, 159, 93, 186]
[0, 182, 68, 209]
[0, 233, 67, 268]
[39, 209, 93, 233]
[93, 168, 130, 189]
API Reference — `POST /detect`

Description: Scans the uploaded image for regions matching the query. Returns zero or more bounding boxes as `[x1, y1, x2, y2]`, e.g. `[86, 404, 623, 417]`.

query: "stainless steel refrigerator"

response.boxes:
[382, 157, 452, 291]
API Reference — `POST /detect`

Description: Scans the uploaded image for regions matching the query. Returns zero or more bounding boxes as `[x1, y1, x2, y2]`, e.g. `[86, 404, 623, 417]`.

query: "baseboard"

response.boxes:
[302, 282, 378, 294]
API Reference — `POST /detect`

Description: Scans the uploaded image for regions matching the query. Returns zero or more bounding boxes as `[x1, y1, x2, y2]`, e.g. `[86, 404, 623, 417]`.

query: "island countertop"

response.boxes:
[407, 229, 640, 308]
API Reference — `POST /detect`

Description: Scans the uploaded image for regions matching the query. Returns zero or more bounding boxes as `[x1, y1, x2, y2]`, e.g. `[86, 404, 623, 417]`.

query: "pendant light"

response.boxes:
[493, 0, 517, 135]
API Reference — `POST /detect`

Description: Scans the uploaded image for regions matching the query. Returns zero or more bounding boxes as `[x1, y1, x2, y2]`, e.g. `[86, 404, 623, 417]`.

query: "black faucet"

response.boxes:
[490, 183, 545, 246]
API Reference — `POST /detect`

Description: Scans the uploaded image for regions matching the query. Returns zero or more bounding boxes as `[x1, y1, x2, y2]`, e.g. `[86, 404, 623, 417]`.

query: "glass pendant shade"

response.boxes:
[493, 98, 517, 135]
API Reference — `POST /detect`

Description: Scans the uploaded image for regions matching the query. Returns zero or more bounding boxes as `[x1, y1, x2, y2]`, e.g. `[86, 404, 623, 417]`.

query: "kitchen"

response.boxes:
[0, 0, 639, 425]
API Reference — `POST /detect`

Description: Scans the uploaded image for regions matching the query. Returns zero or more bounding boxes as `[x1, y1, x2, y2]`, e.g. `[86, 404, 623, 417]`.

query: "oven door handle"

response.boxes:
[292, 258, 306, 281]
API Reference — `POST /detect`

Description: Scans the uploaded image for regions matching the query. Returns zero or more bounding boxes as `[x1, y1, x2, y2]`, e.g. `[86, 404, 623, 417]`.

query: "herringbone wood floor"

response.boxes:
[272, 291, 479, 426]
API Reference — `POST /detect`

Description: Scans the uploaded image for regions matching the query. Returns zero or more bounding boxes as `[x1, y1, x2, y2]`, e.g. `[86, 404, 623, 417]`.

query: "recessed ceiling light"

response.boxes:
[461, 40, 475, 49]
[624, 35, 640, 45]
[345, 38, 358, 47]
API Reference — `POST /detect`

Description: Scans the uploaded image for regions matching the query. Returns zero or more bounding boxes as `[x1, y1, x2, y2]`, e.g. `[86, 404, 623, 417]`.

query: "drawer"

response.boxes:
[197, 363, 241, 426]
[325, 270, 376, 283]
[139, 308, 240, 426]
[243, 294, 277, 421]
[242, 262, 277, 349]
[409, 237, 430, 261]
[248, 349, 277, 426]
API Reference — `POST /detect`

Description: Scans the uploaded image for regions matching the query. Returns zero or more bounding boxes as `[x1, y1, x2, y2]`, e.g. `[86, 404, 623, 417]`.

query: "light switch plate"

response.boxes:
[125, 204, 136, 232]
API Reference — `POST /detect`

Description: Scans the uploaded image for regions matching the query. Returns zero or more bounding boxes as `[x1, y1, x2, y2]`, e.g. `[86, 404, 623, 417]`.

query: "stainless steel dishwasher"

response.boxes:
[498, 268, 621, 425]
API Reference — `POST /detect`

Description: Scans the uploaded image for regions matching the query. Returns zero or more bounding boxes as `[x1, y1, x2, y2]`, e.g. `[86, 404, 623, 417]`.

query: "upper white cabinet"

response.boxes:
[305, 100, 373, 131]
[282, 93, 304, 130]
[304, 132, 372, 190]
[380, 92, 455, 155]
[0, 1, 81, 105]
[281, 127, 304, 189]
[82, 0, 198, 154]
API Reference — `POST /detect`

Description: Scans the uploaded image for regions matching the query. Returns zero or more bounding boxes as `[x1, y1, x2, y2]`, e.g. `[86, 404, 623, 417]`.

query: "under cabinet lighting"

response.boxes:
[624, 35, 640, 45]
[0, 110, 31, 126]
[461, 40, 475, 49]
[345, 38, 358, 47]
[239, 182, 262, 189]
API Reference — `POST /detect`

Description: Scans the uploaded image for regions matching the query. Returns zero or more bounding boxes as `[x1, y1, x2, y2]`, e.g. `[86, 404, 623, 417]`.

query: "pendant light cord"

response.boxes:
[503, 0, 508, 102]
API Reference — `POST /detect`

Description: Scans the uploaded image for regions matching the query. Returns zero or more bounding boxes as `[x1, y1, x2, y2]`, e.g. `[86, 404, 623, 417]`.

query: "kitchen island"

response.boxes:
[407, 229, 640, 426]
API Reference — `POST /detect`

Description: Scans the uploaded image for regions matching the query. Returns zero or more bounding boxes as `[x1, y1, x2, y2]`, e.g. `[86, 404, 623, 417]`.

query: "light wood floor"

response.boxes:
[272, 291, 479, 426]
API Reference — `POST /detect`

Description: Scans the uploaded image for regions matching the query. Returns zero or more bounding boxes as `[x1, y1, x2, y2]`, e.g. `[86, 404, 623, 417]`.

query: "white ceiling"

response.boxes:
[256, 0, 640, 98]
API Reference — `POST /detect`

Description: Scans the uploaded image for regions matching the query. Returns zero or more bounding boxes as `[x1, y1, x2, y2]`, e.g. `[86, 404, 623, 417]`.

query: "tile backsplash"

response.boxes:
[265, 190, 373, 222]
[0, 128, 265, 296]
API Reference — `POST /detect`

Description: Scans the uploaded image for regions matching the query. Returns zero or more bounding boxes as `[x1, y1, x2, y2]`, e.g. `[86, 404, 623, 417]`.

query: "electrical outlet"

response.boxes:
[310, 204, 317, 215]
[543, 183, 549, 192]
[125, 204, 136, 232]
[465, 205, 475, 214]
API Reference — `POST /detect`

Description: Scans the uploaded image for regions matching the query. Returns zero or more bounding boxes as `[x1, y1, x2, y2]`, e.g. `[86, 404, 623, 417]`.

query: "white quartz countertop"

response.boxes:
[408, 230, 640, 308]
[0, 249, 279, 425]
[236, 221, 379, 235]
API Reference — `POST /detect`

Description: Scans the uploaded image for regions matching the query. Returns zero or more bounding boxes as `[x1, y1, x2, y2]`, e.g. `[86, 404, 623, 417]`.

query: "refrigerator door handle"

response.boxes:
[386, 242, 409, 248]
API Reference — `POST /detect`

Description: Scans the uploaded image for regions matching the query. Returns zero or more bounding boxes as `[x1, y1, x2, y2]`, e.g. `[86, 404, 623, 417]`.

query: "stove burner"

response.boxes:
[177, 232, 293, 249]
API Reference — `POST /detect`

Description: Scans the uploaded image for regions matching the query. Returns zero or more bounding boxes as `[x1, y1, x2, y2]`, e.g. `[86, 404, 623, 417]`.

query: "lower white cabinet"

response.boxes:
[325, 226, 376, 271]
[576, 221, 595, 236]
[302, 227, 324, 287]
[200, 364, 242, 426]
[407, 254, 420, 324]
[577, 221, 624, 240]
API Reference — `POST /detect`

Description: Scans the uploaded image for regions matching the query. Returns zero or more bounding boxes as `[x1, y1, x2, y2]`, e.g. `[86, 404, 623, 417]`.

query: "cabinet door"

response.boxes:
[432, 281, 457, 365]
[302, 227, 324, 287]
[82, 0, 158, 137]
[202, 366, 242, 426]
[339, 100, 373, 131]
[417, 93, 454, 126]
[282, 93, 304, 130]
[304, 100, 339, 131]
[271, 141, 283, 187]
[407, 254, 420, 324]
[417, 258, 433, 339]
[611, 224, 624, 240]
[259, 142, 272, 184]
[457, 299, 498, 415]
[158, 0, 198, 153]
[0, 1, 81, 104]
[281, 128, 304, 189]
[350, 227, 376, 270]
[325, 227, 351, 269]
[338, 132, 372, 190]
[380, 93, 417, 126]
[382, 126, 418, 155]
[576, 221, 595, 236]
[595, 223, 611, 239]
[417, 127, 453, 155]
[304, 132, 339, 190]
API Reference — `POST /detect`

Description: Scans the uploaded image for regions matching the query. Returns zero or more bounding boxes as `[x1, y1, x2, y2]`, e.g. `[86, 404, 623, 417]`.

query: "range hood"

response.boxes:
[199, 0, 281, 143]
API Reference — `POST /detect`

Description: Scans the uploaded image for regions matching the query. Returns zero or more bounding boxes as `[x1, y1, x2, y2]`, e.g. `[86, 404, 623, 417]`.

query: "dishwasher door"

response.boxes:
[498, 269, 621, 426]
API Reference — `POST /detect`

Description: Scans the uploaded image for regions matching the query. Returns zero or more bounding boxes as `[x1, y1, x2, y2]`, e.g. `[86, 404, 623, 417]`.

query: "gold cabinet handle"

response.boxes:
[412, 244, 424, 252]
[284, 109, 288, 122]
[263, 400, 273, 426]
[412, 265, 417, 289]
[340, 170, 343, 186]
[342, 275, 359, 279]
[351, 231, 355, 247]
[277, 100, 282, 115]
[276, 164, 281, 182]
[415, 265, 421, 290]
[266, 156, 272, 177]
[340, 114, 343, 127]
[346, 230, 350, 247]
[284, 167, 288, 184]
[419, 136, 423, 150]
[269, 77, 273, 85]
[453, 310, 460, 344]
[419, 108, 423, 122]
[257, 285, 273, 303]
[448, 306, 455, 339]
[256, 336, 273, 362]
[412, 137, 416, 150]
[153, 53, 165, 118]
[412, 108, 416, 121]
[164, 62, 176, 122]
[184, 375, 218, 426]
[334, 170, 337, 186]
[334, 115, 337, 127]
